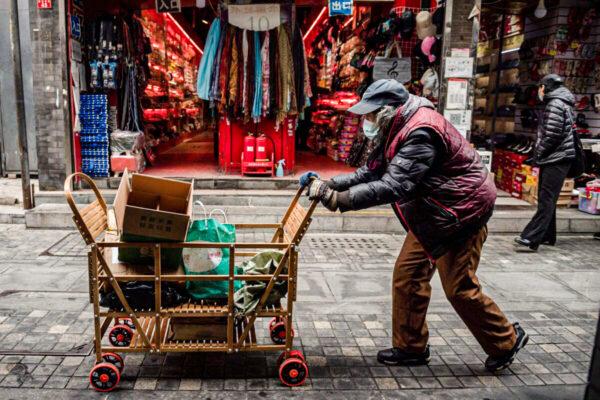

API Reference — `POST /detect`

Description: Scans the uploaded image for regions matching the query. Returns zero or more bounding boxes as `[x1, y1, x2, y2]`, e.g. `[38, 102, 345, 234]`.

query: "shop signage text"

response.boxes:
[229, 4, 281, 31]
[156, 0, 181, 13]
[329, 0, 353, 16]
[37, 0, 52, 9]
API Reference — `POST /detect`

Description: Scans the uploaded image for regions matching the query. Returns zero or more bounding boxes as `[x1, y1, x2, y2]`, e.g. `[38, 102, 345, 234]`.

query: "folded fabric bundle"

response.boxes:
[234, 251, 285, 316]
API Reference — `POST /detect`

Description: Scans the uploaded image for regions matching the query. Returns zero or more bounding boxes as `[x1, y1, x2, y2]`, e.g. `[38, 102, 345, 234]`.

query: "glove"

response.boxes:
[307, 179, 338, 211]
[299, 171, 319, 187]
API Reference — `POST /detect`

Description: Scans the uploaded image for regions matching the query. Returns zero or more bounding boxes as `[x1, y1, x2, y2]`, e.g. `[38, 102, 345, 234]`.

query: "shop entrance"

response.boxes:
[68, 0, 444, 181]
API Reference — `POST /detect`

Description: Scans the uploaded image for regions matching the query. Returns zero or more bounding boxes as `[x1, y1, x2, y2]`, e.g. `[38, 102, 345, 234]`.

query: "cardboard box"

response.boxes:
[561, 179, 574, 193]
[114, 171, 193, 268]
[114, 171, 193, 241]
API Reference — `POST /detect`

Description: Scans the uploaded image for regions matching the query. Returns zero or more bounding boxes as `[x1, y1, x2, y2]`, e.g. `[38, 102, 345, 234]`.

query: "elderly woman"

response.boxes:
[301, 79, 528, 372]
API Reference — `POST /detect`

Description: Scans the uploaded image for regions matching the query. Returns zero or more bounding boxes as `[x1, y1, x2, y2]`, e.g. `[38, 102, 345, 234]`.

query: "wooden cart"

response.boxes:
[64, 173, 318, 391]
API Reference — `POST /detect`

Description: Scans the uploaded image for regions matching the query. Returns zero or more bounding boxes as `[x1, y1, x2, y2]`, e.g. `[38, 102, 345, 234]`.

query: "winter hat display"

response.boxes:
[400, 10, 416, 39]
[416, 11, 436, 40]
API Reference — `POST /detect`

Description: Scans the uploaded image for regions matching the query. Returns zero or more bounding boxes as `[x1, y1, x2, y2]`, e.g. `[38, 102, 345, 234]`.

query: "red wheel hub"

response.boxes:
[278, 330, 286, 339]
[289, 369, 299, 378]
[116, 334, 124, 342]
[99, 374, 109, 383]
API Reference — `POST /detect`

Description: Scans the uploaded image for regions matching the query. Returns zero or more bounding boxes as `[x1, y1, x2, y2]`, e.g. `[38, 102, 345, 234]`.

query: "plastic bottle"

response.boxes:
[276, 159, 285, 177]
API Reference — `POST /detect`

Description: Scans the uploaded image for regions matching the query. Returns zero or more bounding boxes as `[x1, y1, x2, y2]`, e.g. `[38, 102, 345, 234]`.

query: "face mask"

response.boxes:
[362, 119, 379, 139]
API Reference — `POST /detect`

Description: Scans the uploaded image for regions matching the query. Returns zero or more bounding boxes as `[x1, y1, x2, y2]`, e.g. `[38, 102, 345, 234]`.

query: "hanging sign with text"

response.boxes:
[444, 57, 474, 78]
[228, 4, 282, 31]
[156, 0, 181, 13]
[329, 0, 353, 16]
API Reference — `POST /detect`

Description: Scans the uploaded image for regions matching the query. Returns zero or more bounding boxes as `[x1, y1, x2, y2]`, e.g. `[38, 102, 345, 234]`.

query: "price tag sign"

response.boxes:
[228, 4, 281, 31]
[329, 0, 353, 16]
[444, 109, 472, 138]
[444, 57, 474, 78]
[156, 0, 181, 13]
[445, 79, 469, 110]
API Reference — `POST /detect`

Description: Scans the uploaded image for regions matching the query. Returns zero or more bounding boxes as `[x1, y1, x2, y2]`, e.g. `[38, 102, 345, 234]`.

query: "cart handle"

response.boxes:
[64, 172, 108, 244]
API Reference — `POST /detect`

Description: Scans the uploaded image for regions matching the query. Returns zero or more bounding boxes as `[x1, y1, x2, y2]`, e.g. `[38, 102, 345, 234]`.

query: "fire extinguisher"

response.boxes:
[255, 133, 269, 162]
[243, 133, 256, 163]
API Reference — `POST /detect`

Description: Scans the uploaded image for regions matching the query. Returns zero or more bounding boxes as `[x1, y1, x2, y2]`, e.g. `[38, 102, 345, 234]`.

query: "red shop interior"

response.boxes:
[68, 0, 442, 180]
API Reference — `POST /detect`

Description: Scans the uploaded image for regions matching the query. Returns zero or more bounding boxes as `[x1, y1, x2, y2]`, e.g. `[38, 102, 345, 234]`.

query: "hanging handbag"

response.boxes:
[372, 41, 412, 84]
[567, 109, 586, 178]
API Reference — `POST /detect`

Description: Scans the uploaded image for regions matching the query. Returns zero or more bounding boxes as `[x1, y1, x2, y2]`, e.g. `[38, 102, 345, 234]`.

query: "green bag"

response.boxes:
[182, 207, 241, 300]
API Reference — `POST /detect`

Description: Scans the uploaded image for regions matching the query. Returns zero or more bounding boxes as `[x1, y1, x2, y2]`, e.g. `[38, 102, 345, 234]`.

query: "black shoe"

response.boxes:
[514, 237, 538, 252]
[541, 240, 555, 246]
[594, 232, 600, 240]
[485, 322, 529, 372]
[377, 345, 431, 366]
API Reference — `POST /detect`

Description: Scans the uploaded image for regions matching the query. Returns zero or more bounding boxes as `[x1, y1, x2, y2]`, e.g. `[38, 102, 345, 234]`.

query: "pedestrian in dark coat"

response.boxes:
[300, 79, 528, 372]
[515, 74, 578, 251]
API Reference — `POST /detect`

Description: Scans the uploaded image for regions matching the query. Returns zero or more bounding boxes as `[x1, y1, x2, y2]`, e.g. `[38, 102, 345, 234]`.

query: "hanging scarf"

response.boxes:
[269, 28, 278, 118]
[197, 19, 221, 100]
[228, 28, 239, 113]
[261, 31, 270, 118]
[242, 29, 249, 118]
[236, 29, 244, 117]
[277, 25, 297, 125]
[252, 31, 263, 121]
[218, 27, 233, 113]
[209, 21, 227, 103]
[245, 31, 255, 122]
[291, 24, 305, 115]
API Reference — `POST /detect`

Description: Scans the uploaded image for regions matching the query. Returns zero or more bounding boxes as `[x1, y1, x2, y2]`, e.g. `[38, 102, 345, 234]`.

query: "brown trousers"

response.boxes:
[392, 226, 516, 357]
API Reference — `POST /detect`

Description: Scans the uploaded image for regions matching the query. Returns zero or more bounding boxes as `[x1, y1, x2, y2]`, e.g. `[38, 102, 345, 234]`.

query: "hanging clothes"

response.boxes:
[242, 30, 249, 119]
[228, 29, 239, 112]
[218, 27, 233, 113]
[252, 31, 263, 121]
[277, 25, 297, 125]
[291, 25, 305, 115]
[197, 19, 221, 100]
[209, 21, 228, 103]
[261, 32, 270, 118]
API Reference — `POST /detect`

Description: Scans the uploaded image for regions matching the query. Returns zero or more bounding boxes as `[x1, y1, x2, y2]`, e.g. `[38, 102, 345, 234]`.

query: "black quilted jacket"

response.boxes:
[535, 86, 576, 166]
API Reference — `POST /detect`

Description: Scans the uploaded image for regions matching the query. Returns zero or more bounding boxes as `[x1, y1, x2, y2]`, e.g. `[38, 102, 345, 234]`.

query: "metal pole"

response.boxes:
[9, 0, 33, 209]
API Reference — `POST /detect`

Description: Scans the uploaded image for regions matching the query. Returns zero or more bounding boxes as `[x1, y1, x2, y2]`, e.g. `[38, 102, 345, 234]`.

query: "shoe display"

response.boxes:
[485, 322, 529, 372]
[377, 345, 431, 366]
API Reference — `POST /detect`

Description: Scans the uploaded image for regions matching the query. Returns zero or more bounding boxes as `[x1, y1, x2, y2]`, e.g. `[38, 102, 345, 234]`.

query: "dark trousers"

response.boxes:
[393, 227, 516, 357]
[521, 162, 571, 246]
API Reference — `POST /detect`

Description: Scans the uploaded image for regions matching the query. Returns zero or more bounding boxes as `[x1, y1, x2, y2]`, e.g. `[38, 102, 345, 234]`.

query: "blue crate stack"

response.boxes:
[80, 94, 109, 177]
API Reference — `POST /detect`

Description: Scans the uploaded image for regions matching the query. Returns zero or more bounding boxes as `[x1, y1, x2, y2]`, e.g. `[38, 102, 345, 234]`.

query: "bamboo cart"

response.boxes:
[64, 173, 318, 391]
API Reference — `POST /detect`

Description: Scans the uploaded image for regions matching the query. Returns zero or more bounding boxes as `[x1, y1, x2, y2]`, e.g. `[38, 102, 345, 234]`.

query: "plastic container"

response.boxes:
[578, 189, 600, 215]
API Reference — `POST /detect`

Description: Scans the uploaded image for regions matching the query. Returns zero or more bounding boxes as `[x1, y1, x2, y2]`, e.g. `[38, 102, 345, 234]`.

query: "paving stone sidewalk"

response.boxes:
[0, 224, 597, 399]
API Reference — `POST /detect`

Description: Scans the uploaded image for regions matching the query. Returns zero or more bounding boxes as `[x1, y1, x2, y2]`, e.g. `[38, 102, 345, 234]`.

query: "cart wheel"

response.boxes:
[118, 318, 136, 330]
[270, 322, 294, 345]
[268, 317, 281, 331]
[101, 352, 124, 373]
[89, 362, 120, 392]
[279, 357, 308, 387]
[277, 350, 305, 367]
[108, 324, 133, 347]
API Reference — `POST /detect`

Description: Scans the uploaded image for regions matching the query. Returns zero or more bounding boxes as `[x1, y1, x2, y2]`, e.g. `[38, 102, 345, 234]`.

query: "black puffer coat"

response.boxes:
[535, 86, 576, 166]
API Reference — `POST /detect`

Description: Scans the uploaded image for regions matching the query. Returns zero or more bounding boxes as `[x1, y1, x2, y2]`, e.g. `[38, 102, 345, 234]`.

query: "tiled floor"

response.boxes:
[0, 225, 596, 399]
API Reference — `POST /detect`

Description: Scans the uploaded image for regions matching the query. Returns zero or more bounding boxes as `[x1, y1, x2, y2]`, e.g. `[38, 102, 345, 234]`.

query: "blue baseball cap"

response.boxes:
[347, 79, 410, 115]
